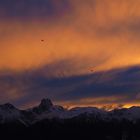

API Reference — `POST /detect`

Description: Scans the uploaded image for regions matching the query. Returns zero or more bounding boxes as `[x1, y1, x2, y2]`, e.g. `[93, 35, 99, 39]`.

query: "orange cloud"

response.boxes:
[1, 0, 140, 76]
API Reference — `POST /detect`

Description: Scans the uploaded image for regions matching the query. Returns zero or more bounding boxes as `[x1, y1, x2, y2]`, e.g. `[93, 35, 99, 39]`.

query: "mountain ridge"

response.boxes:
[0, 98, 140, 126]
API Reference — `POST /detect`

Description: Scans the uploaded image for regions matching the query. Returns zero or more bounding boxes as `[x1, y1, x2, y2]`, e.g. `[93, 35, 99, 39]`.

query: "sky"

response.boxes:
[0, 0, 140, 109]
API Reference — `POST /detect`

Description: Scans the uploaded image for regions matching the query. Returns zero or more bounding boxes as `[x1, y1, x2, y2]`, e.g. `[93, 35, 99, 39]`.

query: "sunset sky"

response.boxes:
[0, 0, 140, 109]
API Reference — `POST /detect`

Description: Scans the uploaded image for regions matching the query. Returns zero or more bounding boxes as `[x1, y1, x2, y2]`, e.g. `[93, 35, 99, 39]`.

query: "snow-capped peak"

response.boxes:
[0, 103, 21, 123]
[110, 106, 140, 121]
[1, 99, 140, 125]
[0, 103, 17, 110]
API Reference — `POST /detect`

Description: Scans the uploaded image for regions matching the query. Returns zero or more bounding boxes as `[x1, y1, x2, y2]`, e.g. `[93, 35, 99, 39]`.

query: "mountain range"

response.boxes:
[1, 98, 140, 126]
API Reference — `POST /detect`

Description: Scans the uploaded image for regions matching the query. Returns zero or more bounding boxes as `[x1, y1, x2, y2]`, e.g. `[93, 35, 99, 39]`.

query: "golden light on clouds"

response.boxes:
[1, 0, 140, 108]
[1, 0, 140, 75]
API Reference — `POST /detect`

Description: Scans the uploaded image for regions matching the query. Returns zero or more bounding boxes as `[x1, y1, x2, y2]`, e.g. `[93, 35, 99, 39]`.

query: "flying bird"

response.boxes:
[90, 67, 95, 72]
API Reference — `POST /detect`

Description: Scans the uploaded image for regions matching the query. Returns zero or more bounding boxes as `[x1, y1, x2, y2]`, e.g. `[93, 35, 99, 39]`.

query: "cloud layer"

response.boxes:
[0, 0, 70, 19]
[0, 0, 140, 73]
[0, 63, 140, 109]
[1, 1, 140, 108]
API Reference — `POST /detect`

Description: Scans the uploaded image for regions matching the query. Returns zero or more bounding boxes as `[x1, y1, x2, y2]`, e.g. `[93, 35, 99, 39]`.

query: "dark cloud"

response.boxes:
[0, 63, 140, 108]
[0, 0, 71, 20]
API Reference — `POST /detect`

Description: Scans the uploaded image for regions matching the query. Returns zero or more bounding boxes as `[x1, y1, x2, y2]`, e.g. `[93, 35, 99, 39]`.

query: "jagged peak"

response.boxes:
[38, 98, 53, 111]
[40, 98, 53, 106]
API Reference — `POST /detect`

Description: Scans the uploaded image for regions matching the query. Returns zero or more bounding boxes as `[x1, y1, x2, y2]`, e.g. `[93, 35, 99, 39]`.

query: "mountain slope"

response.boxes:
[0, 98, 140, 126]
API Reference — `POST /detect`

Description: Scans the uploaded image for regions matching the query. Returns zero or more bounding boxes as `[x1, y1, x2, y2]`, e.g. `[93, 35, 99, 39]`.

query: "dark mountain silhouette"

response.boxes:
[0, 98, 140, 140]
